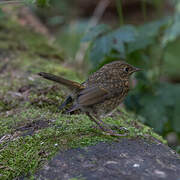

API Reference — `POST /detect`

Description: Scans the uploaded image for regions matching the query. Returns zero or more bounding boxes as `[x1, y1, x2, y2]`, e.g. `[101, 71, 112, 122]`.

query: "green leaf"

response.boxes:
[164, 39, 180, 77]
[0, 8, 5, 19]
[90, 35, 113, 67]
[132, 83, 180, 133]
[111, 25, 136, 54]
[127, 18, 169, 53]
[139, 94, 168, 132]
[112, 25, 136, 42]
[155, 83, 175, 106]
[89, 25, 137, 67]
[163, 13, 180, 46]
[127, 37, 154, 53]
[82, 24, 111, 42]
[111, 38, 125, 54]
[138, 18, 168, 37]
[173, 96, 180, 132]
[36, 0, 50, 7]
[24, 0, 35, 5]
[24, 0, 49, 7]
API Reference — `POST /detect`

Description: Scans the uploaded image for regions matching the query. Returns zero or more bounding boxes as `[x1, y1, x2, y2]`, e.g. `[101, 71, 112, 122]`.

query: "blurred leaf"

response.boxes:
[87, 18, 169, 61]
[164, 39, 180, 77]
[127, 37, 154, 53]
[36, 0, 50, 7]
[0, 8, 5, 19]
[82, 24, 111, 42]
[48, 16, 64, 26]
[25, 0, 50, 7]
[128, 18, 169, 53]
[88, 25, 136, 68]
[175, 0, 180, 13]
[57, 21, 88, 58]
[163, 13, 180, 46]
[173, 96, 180, 132]
[90, 35, 113, 67]
[176, 146, 180, 154]
[112, 25, 136, 42]
[25, 0, 36, 5]
[127, 83, 180, 133]
[111, 38, 125, 54]
[139, 95, 168, 132]
[156, 83, 175, 106]
[138, 18, 168, 37]
[111, 25, 136, 54]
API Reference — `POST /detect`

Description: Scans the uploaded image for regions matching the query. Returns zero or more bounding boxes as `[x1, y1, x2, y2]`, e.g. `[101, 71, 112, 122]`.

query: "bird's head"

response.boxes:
[119, 62, 141, 76]
[105, 60, 141, 79]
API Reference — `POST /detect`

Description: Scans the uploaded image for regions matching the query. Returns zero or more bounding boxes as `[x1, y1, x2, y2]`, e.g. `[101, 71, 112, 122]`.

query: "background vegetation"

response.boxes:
[1, 0, 180, 150]
[0, 0, 180, 178]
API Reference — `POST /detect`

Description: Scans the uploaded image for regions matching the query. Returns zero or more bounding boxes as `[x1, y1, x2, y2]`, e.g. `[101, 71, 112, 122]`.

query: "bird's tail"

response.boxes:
[38, 72, 84, 90]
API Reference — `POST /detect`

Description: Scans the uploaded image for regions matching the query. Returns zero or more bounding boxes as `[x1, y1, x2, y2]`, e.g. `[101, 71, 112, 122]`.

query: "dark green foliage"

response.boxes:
[83, 18, 169, 69]
[24, 0, 50, 7]
[163, 13, 180, 46]
[126, 83, 180, 133]
[127, 18, 169, 53]
[83, 25, 137, 68]
[36, 0, 50, 7]
[82, 24, 111, 42]
[0, 8, 5, 18]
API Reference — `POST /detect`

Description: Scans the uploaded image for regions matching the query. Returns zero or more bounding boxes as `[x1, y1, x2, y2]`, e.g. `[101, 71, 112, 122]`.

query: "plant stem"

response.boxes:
[141, 0, 147, 21]
[116, 0, 124, 25]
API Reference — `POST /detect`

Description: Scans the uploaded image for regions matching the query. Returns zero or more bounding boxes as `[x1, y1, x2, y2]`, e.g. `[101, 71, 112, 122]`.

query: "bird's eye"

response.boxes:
[124, 67, 129, 73]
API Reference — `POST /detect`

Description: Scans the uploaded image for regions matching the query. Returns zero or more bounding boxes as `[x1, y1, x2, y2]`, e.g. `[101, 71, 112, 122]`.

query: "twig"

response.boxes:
[116, 0, 124, 25]
[88, 0, 110, 28]
[75, 0, 110, 63]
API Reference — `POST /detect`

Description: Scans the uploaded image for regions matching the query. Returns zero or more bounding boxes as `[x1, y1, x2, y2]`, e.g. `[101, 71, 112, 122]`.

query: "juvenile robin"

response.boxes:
[38, 60, 140, 136]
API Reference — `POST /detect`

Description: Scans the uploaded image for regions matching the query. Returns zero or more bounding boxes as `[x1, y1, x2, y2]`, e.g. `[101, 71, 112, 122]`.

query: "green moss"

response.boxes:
[0, 16, 166, 179]
[0, 17, 63, 60]
[0, 106, 166, 179]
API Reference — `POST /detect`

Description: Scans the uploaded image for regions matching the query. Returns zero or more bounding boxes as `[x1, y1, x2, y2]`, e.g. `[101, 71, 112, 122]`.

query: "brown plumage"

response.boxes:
[38, 60, 140, 136]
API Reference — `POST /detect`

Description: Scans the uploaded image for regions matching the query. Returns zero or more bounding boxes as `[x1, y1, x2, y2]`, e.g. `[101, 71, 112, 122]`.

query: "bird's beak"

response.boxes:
[134, 67, 141, 72]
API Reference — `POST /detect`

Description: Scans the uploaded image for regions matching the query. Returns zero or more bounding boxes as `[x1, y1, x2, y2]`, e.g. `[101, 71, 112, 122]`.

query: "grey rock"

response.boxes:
[35, 139, 180, 180]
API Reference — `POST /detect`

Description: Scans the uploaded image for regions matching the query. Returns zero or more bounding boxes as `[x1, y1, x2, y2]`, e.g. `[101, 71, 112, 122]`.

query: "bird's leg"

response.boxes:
[59, 96, 73, 111]
[86, 112, 111, 132]
[92, 115, 127, 133]
[86, 112, 127, 137]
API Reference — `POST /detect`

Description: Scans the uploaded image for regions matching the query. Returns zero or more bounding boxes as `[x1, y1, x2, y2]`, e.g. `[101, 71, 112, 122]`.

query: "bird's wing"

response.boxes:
[68, 84, 123, 112]
[77, 86, 109, 106]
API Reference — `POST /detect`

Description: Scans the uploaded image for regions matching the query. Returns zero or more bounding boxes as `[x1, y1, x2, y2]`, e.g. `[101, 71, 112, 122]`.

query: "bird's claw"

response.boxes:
[102, 131, 128, 137]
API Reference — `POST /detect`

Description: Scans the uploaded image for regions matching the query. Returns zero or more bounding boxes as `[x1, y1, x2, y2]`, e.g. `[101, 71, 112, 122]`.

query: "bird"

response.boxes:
[38, 60, 140, 136]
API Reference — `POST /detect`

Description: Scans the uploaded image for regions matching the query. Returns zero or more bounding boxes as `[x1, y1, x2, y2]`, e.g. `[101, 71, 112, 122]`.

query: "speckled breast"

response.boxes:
[92, 89, 128, 117]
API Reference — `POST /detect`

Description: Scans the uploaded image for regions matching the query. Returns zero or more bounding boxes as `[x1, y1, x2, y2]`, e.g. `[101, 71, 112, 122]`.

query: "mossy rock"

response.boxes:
[0, 16, 166, 179]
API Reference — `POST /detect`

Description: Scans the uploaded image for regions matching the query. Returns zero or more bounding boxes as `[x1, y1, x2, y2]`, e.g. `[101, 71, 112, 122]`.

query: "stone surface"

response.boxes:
[35, 139, 180, 180]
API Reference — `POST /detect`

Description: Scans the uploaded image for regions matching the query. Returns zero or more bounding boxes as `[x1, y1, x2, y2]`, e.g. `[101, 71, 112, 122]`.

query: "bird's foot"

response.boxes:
[86, 112, 128, 137]
[97, 125, 128, 137]
[102, 131, 128, 137]
[92, 125, 128, 136]
[108, 125, 128, 132]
